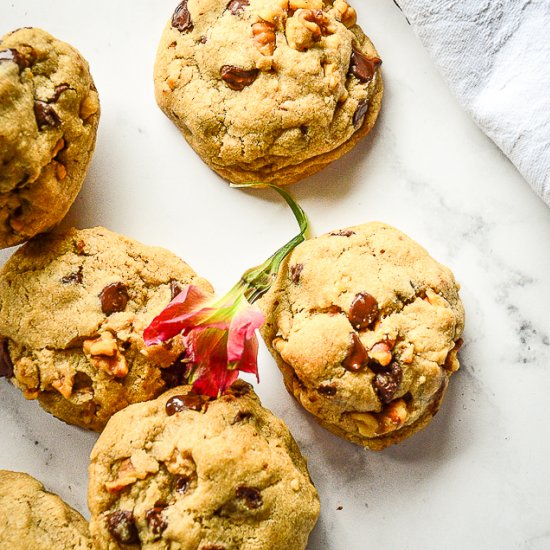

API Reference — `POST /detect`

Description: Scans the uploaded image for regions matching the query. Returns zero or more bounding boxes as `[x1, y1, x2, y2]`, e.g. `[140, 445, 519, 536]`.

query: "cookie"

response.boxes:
[88, 381, 320, 549]
[258, 222, 465, 450]
[0, 27, 100, 249]
[0, 227, 213, 431]
[0, 470, 90, 549]
[154, 0, 383, 185]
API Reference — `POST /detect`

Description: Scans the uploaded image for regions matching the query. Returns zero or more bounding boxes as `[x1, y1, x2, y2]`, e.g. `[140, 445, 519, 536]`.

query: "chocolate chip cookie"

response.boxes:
[0, 27, 100, 249]
[0, 470, 90, 549]
[258, 222, 465, 450]
[154, 0, 383, 185]
[88, 381, 320, 549]
[0, 227, 213, 431]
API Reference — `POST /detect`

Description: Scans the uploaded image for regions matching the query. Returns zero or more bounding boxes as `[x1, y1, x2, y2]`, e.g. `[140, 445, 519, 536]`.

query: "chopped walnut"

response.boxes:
[285, 8, 333, 51]
[257, 0, 289, 25]
[252, 21, 277, 55]
[368, 342, 393, 367]
[54, 161, 67, 181]
[331, 0, 356, 27]
[52, 137, 65, 157]
[79, 91, 99, 121]
[380, 398, 408, 432]
[52, 376, 73, 399]
[83, 332, 128, 378]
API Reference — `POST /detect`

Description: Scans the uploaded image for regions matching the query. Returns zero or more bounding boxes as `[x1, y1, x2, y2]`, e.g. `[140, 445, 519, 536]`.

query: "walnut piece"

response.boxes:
[83, 332, 128, 378]
[331, 0, 356, 27]
[285, 8, 333, 51]
[368, 342, 393, 367]
[252, 21, 277, 55]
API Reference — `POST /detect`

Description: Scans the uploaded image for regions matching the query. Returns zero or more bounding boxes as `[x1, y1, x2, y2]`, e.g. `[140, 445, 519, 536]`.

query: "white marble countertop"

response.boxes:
[1, 1, 550, 549]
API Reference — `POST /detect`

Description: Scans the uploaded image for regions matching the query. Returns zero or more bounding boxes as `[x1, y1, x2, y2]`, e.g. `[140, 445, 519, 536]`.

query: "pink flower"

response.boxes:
[144, 285, 265, 397]
[144, 183, 308, 397]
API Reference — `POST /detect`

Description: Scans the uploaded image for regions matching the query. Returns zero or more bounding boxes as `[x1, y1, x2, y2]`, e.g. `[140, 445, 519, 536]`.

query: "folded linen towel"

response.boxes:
[395, 0, 550, 207]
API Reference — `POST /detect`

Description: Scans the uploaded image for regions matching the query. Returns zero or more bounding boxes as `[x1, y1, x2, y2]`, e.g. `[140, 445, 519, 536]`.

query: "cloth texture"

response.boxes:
[396, 0, 550, 206]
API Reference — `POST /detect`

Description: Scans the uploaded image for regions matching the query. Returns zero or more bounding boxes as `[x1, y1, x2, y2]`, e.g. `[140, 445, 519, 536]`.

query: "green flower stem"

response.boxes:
[230, 183, 309, 304]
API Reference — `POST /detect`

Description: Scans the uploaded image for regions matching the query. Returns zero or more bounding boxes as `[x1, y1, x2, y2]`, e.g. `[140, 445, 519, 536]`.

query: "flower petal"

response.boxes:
[227, 306, 265, 364]
[143, 285, 211, 345]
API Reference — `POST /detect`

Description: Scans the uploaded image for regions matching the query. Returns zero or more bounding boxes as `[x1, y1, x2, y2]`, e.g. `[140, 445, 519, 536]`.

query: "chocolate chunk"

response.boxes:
[172, 0, 193, 32]
[99, 283, 129, 315]
[61, 266, 83, 284]
[0, 339, 14, 378]
[227, 0, 249, 14]
[352, 99, 370, 128]
[0, 48, 28, 71]
[50, 83, 70, 103]
[175, 475, 191, 494]
[34, 101, 61, 129]
[146, 502, 168, 535]
[349, 48, 382, 83]
[165, 394, 209, 416]
[349, 292, 379, 330]
[342, 333, 368, 372]
[373, 362, 403, 404]
[236, 486, 263, 509]
[220, 65, 259, 91]
[170, 280, 183, 300]
[106, 510, 139, 544]
[290, 263, 303, 284]
[317, 384, 336, 396]
[330, 229, 355, 237]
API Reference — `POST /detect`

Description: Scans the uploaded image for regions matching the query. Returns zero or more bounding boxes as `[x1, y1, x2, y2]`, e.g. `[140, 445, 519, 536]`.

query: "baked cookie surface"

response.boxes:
[88, 381, 320, 549]
[0, 227, 213, 431]
[154, 0, 383, 185]
[0, 470, 90, 549]
[259, 222, 465, 450]
[0, 27, 100, 248]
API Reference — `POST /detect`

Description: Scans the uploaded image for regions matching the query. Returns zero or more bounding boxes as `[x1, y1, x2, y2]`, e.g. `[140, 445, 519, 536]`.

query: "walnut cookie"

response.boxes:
[258, 222, 465, 450]
[154, 0, 383, 185]
[0, 27, 100, 249]
[0, 470, 90, 549]
[0, 227, 213, 431]
[88, 381, 320, 549]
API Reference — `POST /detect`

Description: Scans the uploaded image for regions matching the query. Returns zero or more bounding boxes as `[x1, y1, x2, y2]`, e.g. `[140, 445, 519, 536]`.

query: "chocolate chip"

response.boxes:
[106, 510, 139, 544]
[353, 99, 370, 128]
[236, 486, 263, 509]
[290, 263, 303, 283]
[317, 384, 336, 396]
[165, 394, 209, 416]
[175, 475, 191, 494]
[172, 0, 193, 32]
[145, 502, 168, 535]
[232, 410, 253, 423]
[349, 292, 379, 330]
[170, 280, 183, 300]
[61, 266, 83, 284]
[0, 339, 14, 378]
[330, 229, 355, 237]
[50, 83, 70, 103]
[0, 48, 28, 71]
[220, 65, 259, 91]
[227, 0, 249, 14]
[373, 362, 402, 404]
[349, 48, 382, 83]
[342, 333, 368, 372]
[34, 101, 61, 129]
[99, 283, 129, 315]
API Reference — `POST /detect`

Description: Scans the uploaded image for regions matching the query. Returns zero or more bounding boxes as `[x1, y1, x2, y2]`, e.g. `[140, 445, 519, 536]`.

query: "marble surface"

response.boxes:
[1, 1, 550, 549]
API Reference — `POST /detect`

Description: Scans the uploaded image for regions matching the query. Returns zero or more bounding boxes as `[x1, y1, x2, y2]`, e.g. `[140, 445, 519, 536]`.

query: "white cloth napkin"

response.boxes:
[395, 0, 550, 207]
